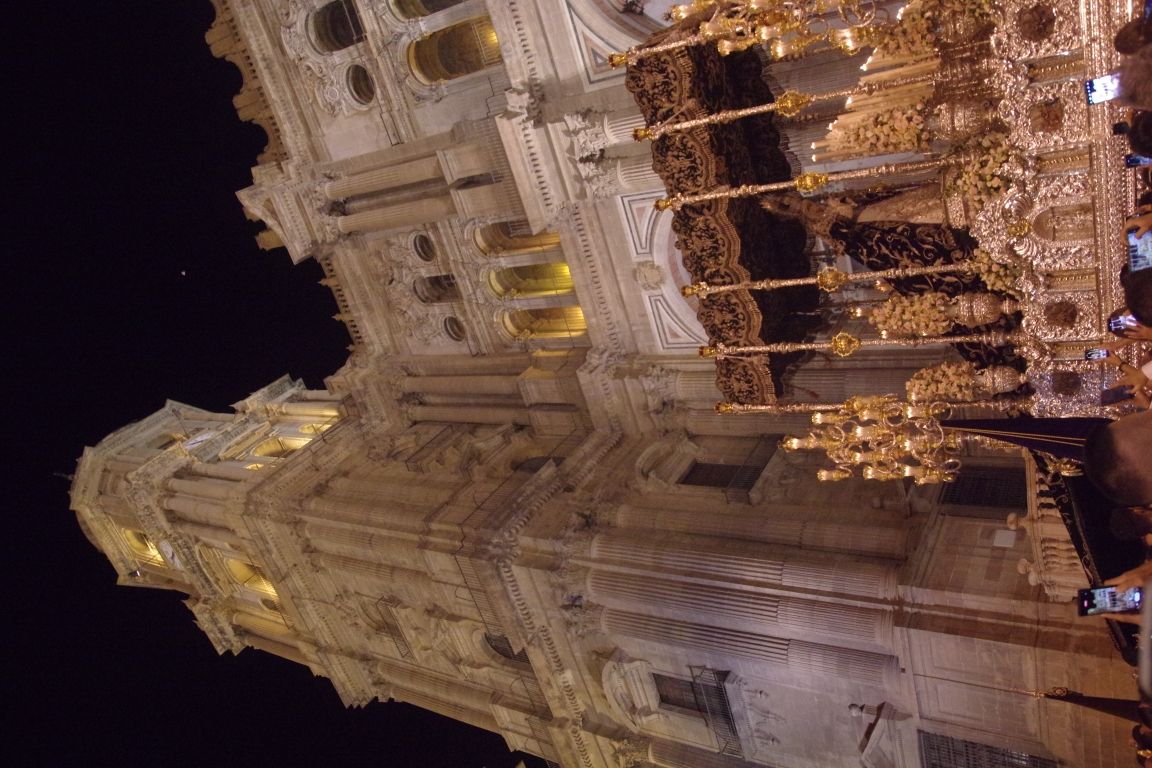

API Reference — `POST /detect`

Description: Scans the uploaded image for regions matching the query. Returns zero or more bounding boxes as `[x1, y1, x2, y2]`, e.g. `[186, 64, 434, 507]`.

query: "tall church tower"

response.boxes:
[71, 0, 1141, 766]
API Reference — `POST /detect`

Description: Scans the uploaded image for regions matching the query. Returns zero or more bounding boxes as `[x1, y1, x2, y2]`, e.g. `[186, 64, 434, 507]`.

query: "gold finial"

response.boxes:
[794, 172, 829, 193]
[699, 346, 720, 358]
[716, 402, 739, 414]
[773, 91, 812, 118]
[681, 282, 708, 297]
[815, 268, 849, 292]
[654, 198, 675, 211]
[829, 332, 862, 357]
[633, 126, 653, 142]
[608, 52, 629, 68]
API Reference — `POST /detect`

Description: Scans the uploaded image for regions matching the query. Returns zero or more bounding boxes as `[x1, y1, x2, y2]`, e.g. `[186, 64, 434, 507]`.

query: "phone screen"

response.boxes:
[1127, 154, 1152, 168]
[1078, 585, 1143, 615]
[1085, 73, 1121, 105]
[1131, 230, 1152, 272]
[1109, 312, 1140, 332]
[1085, 347, 1110, 360]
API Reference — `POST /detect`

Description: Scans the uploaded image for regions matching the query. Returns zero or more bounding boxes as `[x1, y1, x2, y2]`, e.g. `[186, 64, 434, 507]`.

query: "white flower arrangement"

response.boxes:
[842, 104, 931, 155]
[968, 248, 1022, 297]
[950, 129, 1011, 212]
[906, 360, 977, 402]
[869, 292, 952, 337]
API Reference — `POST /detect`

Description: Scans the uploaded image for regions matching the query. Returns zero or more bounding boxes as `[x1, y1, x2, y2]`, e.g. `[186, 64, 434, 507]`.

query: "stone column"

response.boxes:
[603, 110, 647, 144]
[323, 156, 442, 200]
[615, 505, 907, 560]
[591, 530, 898, 599]
[401, 374, 521, 397]
[589, 570, 892, 647]
[406, 403, 531, 425]
[335, 195, 455, 234]
[603, 608, 895, 684]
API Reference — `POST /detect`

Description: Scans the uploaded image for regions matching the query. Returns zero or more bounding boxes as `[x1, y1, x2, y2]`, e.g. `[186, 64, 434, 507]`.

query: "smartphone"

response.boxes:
[1085, 73, 1121, 105]
[1078, 585, 1143, 616]
[1110, 312, 1140, 332]
[1127, 154, 1152, 167]
[1085, 347, 1111, 360]
[1131, 230, 1152, 272]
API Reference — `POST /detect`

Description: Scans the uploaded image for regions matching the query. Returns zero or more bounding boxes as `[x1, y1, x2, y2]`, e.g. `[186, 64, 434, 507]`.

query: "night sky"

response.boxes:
[6, 3, 541, 766]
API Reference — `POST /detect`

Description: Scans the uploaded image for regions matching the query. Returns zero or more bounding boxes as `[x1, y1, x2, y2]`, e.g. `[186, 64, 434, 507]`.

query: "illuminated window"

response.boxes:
[502, 307, 587, 340]
[312, 0, 365, 52]
[488, 263, 573, 299]
[225, 558, 277, 596]
[473, 221, 560, 255]
[122, 529, 164, 566]
[250, 436, 310, 459]
[407, 17, 502, 83]
[393, 0, 467, 19]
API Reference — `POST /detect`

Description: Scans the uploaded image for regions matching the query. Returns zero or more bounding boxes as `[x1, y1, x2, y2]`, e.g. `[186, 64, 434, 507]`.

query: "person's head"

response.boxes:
[1116, 18, 1152, 55]
[1122, 48, 1152, 111]
[1085, 410, 1152, 505]
[1110, 506, 1152, 539]
[1124, 265, 1152, 326]
[1133, 112, 1152, 157]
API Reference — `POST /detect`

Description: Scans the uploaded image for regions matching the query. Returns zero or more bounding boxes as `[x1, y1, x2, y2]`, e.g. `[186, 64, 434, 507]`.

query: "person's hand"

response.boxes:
[1105, 559, 1152, 592]
[1124, 322, 1152, 342]
[1128, 210, 1152, 238]
[1118, 364, 1152, 408]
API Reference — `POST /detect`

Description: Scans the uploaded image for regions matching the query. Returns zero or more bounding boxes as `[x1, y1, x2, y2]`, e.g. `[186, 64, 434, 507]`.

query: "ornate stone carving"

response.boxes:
[632, 259, 665, 291]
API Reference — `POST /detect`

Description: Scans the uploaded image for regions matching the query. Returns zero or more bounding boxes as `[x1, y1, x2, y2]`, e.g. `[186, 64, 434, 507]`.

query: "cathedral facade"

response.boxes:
[70, 1, 1134, 766]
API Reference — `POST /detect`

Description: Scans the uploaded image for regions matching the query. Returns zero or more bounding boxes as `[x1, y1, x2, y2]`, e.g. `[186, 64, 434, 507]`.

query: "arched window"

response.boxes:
[312, 0, 365, 53]
[473, 221, 560, 256]
[250, 436, 310, 459]
[502, 307, 587, 340]
[225, 558, 277, 595]
[414, 274, 460, 304]
[407, 17, 502, 83]
[488, 263, 573, 299]
[346, 64, 375, 104]
[393, 0, 468, 19]
[122, 529, 164, 566]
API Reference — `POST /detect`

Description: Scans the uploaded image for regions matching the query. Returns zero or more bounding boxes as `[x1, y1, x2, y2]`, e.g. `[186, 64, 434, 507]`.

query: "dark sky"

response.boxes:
[5, 3, 541, 766]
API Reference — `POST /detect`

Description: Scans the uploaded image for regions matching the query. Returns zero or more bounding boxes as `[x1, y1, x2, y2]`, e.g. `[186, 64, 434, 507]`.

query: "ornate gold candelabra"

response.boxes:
[777, 396, 963, 484]
[608, 0, 883, 69]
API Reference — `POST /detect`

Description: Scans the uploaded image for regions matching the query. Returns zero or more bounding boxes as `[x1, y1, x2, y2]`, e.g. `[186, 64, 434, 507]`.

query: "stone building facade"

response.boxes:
[70, 1, 1134, 766]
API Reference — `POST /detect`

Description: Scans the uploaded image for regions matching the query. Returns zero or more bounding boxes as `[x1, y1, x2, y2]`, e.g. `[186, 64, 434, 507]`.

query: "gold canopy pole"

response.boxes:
[681, 262, 970, 297]
[700, 330, 1010, 359]
[634, 73, 935, 141]
[655, 159, 946, 211]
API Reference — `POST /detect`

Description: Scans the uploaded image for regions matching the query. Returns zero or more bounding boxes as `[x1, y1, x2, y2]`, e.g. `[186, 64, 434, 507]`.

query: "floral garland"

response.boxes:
[869, 292, 952, 337]
[907, 361, 977, 402]
[949, 128, 1011, 212]
[969, 248, 1022, 297]
[842, 104, 931, 155]
[879, 2, 937, 58]
[877, 0, 997, 59]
